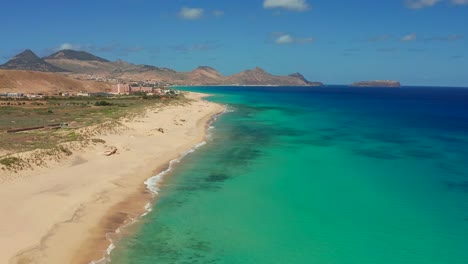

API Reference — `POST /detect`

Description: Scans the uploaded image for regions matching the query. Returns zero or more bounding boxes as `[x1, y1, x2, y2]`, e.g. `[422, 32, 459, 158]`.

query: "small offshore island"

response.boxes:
[351, 80, 401, 87]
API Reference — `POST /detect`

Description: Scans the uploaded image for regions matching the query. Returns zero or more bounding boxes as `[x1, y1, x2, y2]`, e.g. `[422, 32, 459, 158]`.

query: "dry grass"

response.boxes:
[0, 94, 185, 172]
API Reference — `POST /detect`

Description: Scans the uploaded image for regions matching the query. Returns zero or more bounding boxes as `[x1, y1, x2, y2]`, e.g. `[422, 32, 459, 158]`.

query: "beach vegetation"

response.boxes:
[0, 93, 185, 171]
[94, 100, 113, 106]
[58, 146, 73, 156]
[0, 156, 22, 167]
[91, 138, 106, 144]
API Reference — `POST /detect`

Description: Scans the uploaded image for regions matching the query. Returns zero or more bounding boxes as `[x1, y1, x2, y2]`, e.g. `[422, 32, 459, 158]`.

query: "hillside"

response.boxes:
[0, 70, 111, 94]
[0, 50, 66, 72]
[186, 66, 225, 85]
[44, 49, 109, 62]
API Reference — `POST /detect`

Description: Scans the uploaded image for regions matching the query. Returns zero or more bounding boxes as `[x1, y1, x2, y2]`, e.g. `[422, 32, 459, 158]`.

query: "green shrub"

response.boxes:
[58, 146, 73, 156]
[95, 101, 113, 106]
[0, 157, 21, 167]
[91, 138, 106, 144]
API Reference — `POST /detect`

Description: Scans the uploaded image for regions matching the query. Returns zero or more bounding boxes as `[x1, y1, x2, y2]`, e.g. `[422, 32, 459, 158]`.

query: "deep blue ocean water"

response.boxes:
[110, 86, 468, 264]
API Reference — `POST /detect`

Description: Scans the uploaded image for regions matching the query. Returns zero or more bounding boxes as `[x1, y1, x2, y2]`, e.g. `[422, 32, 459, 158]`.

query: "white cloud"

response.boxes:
[263, 0, 310, 11]
[213, 10, 224, 17]
[179, 7, 204, 20]
[275, 34, 314, 45]
[405, 0, 442, 9]
[276, 34, 294, 44]
[451, 0, 468, 4]
[401, 33, 417, 41]
[59, 43, 81, 50]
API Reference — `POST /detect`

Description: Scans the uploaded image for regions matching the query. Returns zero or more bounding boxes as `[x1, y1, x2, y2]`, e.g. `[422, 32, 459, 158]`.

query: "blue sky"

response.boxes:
[2, 0, 468, 86]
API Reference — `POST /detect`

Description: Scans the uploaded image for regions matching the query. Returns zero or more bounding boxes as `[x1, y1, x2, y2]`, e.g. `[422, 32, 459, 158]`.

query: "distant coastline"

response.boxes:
[351, 80, 401, 87]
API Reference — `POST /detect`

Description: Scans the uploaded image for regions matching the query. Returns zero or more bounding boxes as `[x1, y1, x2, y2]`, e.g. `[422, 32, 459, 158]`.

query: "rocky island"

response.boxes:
[351, 80, 401, 87]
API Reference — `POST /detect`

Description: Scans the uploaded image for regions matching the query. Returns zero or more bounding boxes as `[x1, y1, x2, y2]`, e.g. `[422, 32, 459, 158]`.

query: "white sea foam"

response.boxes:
[88, 105, 229, 264]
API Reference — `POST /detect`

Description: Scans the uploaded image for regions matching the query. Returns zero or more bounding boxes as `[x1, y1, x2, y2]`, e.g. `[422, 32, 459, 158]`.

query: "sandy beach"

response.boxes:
[0, 92, 224, 264]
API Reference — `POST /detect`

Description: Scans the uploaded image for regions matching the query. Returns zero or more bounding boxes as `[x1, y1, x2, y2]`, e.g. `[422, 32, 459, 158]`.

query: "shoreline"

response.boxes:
[0, 92, 225, 264]
[90, 107, 225, 264]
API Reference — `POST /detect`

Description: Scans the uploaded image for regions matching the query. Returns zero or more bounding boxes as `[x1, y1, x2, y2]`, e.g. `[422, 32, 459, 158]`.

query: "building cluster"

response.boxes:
[83, 75, 121, 84]
[109, 83, 178, 96]
[81, 75, 176, 87]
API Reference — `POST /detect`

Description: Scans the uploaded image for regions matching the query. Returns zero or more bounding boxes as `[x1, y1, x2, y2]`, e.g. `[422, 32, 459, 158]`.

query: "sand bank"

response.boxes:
[0, 92, 224, 264]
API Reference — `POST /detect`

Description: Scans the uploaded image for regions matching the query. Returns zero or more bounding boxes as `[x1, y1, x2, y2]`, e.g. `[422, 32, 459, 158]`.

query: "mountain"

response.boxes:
[44, 49, 109, 62]
[0, 50, 66, 72]
[187, 66, 224, 85]
[3, 49, 324, 86]
[43, 49, 323, 86]
[44, 50, 113, 74]
[0, 70, 111, 94]
[44, 51, 179, 77]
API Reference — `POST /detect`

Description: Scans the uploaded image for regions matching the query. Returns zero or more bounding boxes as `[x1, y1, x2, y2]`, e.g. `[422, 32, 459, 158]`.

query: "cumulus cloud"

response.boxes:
[274, 33, 314, 44]
[276, 34, 294, 44]
[263, 0, 310, 11]
[405, 0, 442, 8]
[213, 10, 224, 17]
[59, 43, 81, 50]
[451, 0, 468, 4]
[54, 43, 119, 53]
[401, 33, 417, 41]
[179, 7, 204, 20]
[405, 0, 468, 8]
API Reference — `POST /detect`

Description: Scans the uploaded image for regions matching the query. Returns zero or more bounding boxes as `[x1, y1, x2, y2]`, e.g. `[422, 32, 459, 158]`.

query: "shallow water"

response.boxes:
[110, 86, 468, 264]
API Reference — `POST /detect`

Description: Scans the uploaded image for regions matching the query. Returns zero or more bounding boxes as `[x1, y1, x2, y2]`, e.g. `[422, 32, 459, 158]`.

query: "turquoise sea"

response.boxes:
[109, 86, 468, 264]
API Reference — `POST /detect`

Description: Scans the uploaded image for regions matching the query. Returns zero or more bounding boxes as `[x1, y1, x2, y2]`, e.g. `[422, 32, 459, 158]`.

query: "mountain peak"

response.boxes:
[289, 72, 304, 78]
[0, 50, 67, 72]
[44, 49, 109, 62]
[195, 66, 217, 71]
[18, 49, 36, 56]
[11, 49, 41, 62]
[252, 67, 266, 72]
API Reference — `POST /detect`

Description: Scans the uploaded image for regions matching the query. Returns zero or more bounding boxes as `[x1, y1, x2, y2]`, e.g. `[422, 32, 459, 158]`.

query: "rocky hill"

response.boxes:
[186, 66, 225, 85]
[0, 50, 66, 72]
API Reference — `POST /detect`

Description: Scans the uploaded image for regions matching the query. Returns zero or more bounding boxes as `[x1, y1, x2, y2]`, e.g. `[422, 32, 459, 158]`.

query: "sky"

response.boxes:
[1, 0, 468, 86]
